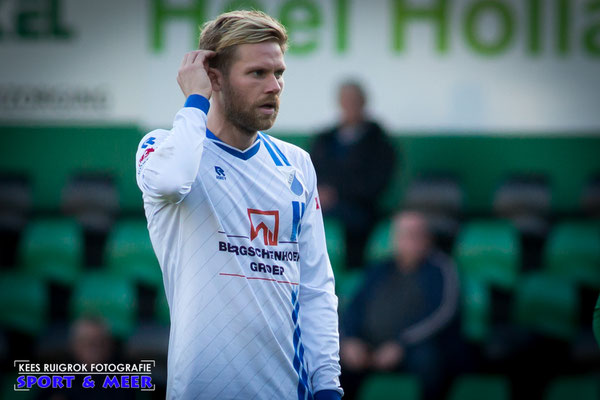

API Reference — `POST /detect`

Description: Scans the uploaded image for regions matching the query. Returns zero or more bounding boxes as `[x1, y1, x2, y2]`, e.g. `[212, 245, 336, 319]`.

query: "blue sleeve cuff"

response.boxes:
[314, 390, 342, 400]
[184, 94, 210, 114]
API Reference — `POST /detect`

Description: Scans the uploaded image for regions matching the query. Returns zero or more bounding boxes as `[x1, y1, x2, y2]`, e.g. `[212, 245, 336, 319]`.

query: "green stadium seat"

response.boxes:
[448, 375, 510, 400]
[454, 220, 521, 289]
[105, 219, 162, 288]
[357, 373, 420, 400]
[323, 218, 346, 274]
[545, 376, 600, 400]
[70, 271, 137, 338]
[323, 217, 365, 309]
[365, 219, 394, 264]
[18, 218, 82, 285]
[461, 276, 492, 342]
[513, 273, 578, 340]
[0, 272, 47, 335]
[335, 268, 364, 311]
[544, 221, 600, 288]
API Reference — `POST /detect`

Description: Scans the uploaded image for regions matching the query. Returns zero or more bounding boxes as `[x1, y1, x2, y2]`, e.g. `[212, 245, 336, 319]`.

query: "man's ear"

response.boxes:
[208, 68, 223, 92]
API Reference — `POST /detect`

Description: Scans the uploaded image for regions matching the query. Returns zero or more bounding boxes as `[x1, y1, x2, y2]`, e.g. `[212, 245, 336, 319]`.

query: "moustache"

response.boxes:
[256, 97, 280, 110]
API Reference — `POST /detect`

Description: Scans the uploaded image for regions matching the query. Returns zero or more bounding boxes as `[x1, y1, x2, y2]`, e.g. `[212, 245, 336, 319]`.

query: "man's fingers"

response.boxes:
[182, 50, 202, 66]
[188, 51, 201, 64]
[181, 52, 190, 68]
[194, 50, 216, 65]
[181, 50, 217, 68]
[189, 50, 216, 65]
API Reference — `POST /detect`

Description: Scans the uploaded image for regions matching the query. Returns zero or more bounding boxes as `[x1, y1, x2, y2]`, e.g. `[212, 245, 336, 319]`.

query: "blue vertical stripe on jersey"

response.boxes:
[299, 202, 306, 236]
[291, 290, 313, 400]
[291, 202, 300, 242]
[291, 201, 306, 241]
[259, 132, 291, 166]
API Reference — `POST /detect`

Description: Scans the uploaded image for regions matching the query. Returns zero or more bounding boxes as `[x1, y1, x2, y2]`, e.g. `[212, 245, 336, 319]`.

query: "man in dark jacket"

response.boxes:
[311, 81, 397, 269]
[339, 211, 460, 400]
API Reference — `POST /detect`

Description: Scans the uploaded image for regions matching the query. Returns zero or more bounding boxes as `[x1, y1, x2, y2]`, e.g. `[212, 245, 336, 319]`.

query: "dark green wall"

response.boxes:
[1, 126, 599, 213]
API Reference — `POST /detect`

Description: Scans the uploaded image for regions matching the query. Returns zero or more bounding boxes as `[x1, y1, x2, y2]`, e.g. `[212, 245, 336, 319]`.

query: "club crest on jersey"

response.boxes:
[248, 209, 279, 246]
[287, 171, 304, 196]
[215, 166, 226, 180]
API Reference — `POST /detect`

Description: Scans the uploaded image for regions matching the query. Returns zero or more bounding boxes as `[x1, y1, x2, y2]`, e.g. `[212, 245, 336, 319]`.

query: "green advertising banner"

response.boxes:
[1, 0, 599, 132]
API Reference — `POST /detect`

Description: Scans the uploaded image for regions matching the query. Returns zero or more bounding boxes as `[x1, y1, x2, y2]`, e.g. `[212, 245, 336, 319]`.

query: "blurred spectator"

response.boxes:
[311, 80, 397, 269]
[38, 317, 134, 400]
[339, 211, 460, 400]
[70, 317, 114, 365]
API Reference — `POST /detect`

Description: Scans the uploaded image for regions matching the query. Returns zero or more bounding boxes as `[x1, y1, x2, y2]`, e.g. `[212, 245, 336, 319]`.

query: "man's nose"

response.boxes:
[265, 74, 282, 94]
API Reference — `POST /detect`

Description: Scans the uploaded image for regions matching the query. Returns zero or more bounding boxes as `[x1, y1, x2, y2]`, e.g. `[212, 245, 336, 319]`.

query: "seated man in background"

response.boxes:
[311, 80, 397, 269]
[38, 317, 134, 400]
[339, 211, 460, 400]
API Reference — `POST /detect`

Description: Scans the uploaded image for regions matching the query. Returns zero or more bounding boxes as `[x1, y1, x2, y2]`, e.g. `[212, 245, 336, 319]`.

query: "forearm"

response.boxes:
[299, 286, 343, 395]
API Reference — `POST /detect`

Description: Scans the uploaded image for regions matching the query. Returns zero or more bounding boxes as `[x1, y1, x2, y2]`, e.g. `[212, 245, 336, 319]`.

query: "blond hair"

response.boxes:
[198, 10, 288, 72]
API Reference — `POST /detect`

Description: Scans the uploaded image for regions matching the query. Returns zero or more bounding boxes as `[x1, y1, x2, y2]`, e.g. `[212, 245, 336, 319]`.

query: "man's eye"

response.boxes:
[252, 70, 264, 77]
[275, 70, 284, 79]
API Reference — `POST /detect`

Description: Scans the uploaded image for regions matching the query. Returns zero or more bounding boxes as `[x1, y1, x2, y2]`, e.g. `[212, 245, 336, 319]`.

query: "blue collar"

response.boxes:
[206, 128, 261, 160]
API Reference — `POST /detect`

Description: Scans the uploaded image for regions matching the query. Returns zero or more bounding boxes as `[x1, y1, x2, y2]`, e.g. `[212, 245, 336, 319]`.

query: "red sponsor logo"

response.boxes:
[138, 147, 154, 164]
[248, 209, 279, 246]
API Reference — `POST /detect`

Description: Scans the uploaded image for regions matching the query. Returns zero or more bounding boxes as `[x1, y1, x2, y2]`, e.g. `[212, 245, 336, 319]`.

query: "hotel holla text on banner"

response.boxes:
[13, 360, 156, 392]
[0, 0, 599, 132]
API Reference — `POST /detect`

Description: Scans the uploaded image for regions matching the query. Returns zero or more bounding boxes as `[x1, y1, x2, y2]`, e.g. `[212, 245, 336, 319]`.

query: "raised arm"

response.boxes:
[135, 50, 215, 203]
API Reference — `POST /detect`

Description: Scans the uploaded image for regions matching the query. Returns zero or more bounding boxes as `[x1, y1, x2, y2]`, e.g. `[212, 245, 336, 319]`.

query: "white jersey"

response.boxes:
[135, 95, 342, 400]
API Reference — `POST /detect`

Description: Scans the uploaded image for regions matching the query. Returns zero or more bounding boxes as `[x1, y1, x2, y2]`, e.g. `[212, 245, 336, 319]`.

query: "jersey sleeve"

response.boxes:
[135, 95, 210, 203]
[297, 154, 343, 397]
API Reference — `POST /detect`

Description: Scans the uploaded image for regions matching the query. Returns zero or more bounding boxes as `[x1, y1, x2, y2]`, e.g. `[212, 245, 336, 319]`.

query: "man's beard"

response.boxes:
[221, 79, 279, 135]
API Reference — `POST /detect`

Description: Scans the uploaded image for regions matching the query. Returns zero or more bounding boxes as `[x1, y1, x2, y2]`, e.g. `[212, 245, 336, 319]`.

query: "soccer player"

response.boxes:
[135, 10, 343, 400]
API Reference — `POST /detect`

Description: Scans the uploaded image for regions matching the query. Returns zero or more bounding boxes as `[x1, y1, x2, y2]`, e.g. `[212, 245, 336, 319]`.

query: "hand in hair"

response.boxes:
[177, 50, 216, 99]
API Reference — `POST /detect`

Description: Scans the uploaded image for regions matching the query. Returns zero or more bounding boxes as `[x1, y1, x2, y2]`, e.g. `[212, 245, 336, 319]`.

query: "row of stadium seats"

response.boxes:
[0, 261, 587, 349]
[397, 174, 599, 250]
[5, 218, 160, 287]
[1, 215, 598, 337]
[10, 216, 600, 289]
[1, 171, 598, 238]
[327, 217, 599, 348]
[349, 218, 600, 286]
[356, 373, 599, 400]
[1, 373, 596, 400]
[1, 171, 598, 269]
[328, 217, 600, 293]
[0, 270, 168, 339]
